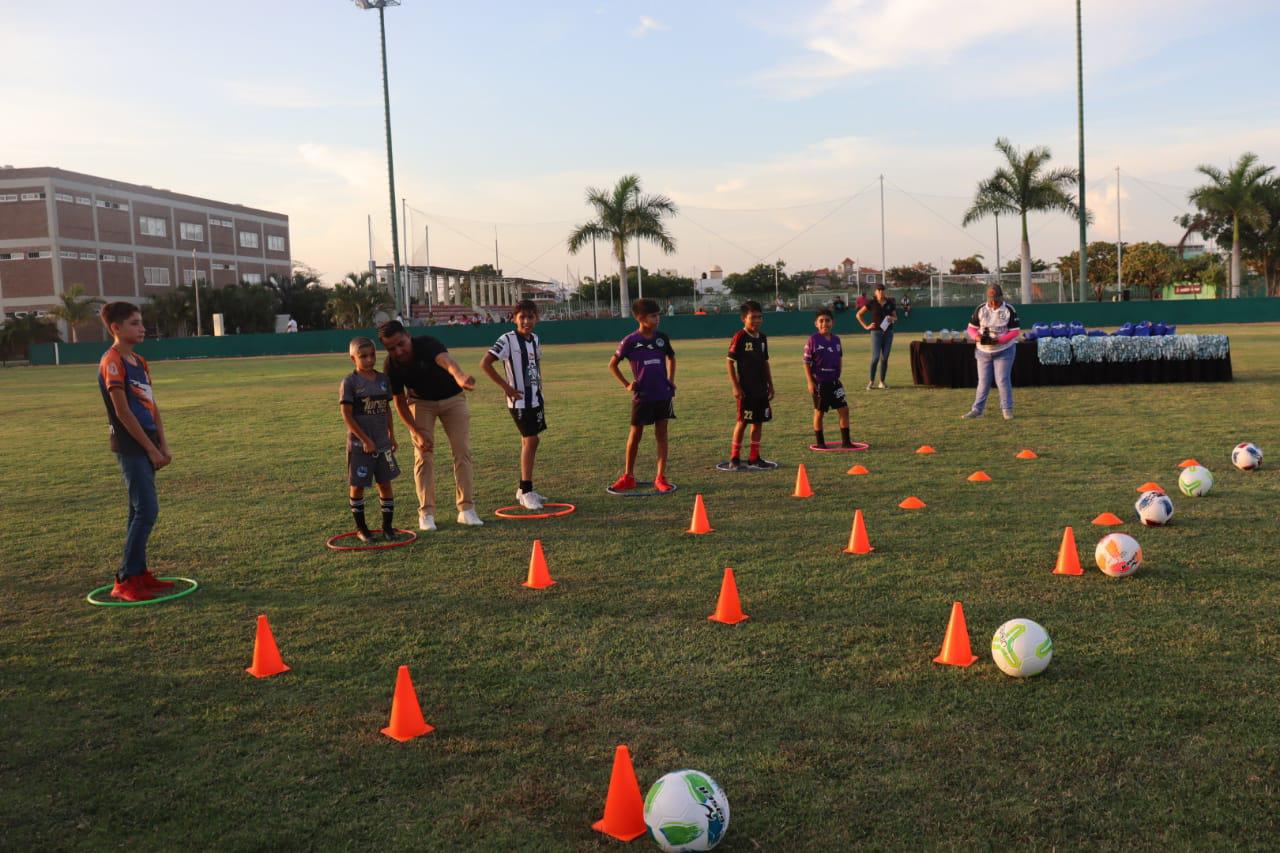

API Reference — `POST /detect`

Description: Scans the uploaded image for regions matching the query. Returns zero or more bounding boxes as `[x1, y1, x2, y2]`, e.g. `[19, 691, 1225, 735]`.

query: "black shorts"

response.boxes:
[631, 399, 675, 426]
[737, 394, 773, 424]
[509, 405, 547, 437]
[348, 447, 401, 487]
[812, 380, 848, 413]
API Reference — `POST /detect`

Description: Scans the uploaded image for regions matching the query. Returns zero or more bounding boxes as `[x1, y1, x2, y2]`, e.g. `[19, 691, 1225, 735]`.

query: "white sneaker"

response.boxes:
[1002, 411, 1014, 420]
[517, 490, 544, 511]
[528, 490, 548, 506]
[418, 512, 437, 531]
[866, 381, 875, 390]
[876, 380, 887, 389]
[457, 508, 484, 526]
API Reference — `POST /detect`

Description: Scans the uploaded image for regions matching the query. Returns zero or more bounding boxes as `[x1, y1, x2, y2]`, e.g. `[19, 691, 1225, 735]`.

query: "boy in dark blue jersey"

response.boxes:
[803, 307, 854, 448]
[608, 298, 677, 492]
[726, 300, 774, 469]
[341, 337, 400, 541]
[97, 301, 171, 602]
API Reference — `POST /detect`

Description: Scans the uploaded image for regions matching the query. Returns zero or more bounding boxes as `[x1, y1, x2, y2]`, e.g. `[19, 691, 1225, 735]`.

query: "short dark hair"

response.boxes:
[514, 299, 539, 317]
[740, 300, 763, 318]
[875, 282, 886, 291]
[100, 301, 140, 329]
[377, 319, 407, 339]
[632, 298, 660, 317]
[815, 307, 833, 319]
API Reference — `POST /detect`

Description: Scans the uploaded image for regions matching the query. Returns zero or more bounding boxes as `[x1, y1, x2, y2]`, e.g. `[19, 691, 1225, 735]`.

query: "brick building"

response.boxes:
[0, 166, 290, 335]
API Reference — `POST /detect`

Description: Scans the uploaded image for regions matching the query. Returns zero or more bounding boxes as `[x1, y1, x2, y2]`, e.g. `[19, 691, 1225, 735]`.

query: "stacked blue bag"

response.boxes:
[1113, 321, 1176, 337]
[1024, 320, 1091, 342]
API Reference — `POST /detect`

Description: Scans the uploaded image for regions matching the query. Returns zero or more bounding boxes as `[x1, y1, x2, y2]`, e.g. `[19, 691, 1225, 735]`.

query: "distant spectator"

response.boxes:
[901, 294, 912, 318]
[855, 291, 868, 310]
[286, 318, 298, 333]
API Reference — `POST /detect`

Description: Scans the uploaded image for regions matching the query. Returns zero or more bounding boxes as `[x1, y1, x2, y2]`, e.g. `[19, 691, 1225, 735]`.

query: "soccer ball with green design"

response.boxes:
[643, 769, 730, 852]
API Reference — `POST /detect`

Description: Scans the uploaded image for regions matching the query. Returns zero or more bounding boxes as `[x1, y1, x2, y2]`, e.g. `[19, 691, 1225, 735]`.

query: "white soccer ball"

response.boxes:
[991, 618, 1053, 677]
[1095, 532, 1142, 577]
[644, 770, 730, 852]
[1135, 489, 1174, 527]
[1178, 465, 1213, 497]
[1232, 442, 1263, 471]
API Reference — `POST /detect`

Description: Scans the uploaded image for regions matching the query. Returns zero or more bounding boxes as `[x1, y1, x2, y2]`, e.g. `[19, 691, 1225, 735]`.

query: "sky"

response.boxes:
[3, 0, 1279, 286]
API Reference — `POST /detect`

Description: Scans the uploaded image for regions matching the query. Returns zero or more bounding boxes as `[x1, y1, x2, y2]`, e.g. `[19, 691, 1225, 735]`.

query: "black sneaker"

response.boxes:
[748, 458, 777, 470]
[726, 458, 743, 471]
[382, 528, 398, 540]
[355, 528, 375, 543]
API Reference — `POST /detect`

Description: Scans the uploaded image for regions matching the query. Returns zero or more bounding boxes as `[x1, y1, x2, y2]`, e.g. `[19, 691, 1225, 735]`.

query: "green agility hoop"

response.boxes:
[86, 577, 199, 607]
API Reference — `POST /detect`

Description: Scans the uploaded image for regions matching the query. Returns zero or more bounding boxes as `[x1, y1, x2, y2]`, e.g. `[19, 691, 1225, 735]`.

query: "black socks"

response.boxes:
[380, 498, 394, 534]
[350, 497, 370, 536]
[814, 430, 825, 447]
[519, 480, 534, 494]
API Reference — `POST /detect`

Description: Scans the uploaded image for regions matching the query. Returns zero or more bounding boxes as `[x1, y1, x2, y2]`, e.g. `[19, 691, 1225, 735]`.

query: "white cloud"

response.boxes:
[631, 16, 669, 38]
[295, 143, 384, 190]
[715, 178, 746, 193]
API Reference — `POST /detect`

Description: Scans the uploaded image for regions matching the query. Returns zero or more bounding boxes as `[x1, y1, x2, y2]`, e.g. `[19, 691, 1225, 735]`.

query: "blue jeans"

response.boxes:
[869, 329, 894, 382]
[973, 346, 1015, 414]
[116, 452, 159, 580]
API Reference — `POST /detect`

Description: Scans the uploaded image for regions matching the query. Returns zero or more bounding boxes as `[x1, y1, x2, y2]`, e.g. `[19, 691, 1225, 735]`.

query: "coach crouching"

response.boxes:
[378, 320, 481, 531]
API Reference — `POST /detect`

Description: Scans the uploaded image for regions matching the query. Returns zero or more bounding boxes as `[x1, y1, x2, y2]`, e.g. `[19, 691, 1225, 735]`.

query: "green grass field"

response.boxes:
[2, 324, 1278, 850]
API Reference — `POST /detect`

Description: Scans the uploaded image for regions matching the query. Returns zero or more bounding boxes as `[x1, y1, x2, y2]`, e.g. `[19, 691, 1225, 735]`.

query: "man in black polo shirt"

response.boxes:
[378, 321, 480, 531]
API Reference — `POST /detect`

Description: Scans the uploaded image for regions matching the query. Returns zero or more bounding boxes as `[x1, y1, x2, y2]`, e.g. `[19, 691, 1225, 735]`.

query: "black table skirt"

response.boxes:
[909, 341, 1232, 387]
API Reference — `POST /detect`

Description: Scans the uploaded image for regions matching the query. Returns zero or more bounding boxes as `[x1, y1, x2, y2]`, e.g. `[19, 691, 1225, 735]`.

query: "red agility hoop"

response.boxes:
[809, 442, 870, 452]
[493, 502, 577, 520]
[326, 529, 418, 551]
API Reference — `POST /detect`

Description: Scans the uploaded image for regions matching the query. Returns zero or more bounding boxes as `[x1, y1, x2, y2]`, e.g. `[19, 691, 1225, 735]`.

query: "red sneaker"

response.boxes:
[110, 576, 154, 602]
[140, 570, 175, 590]
[653, 475, 674, 492]
[609, 474, 637, 492]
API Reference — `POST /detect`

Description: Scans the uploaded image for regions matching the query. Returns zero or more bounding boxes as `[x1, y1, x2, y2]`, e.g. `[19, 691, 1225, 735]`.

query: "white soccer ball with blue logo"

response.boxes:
[1095, 532, 1142, 577]
[1135, 489, 1174, 527]
[644, 770, 730, 852]
[1231, 442, 1263, 471]
[1178, 465, 1213, 497]
[991, 618, 1053, 677]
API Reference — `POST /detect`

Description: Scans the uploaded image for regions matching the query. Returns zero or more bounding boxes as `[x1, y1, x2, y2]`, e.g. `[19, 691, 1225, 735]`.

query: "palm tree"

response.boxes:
[963, 138, 1083, 304]
[567, 174, 677, 312]
[326, 283, 392, 328]
[1188, 153, 1274, 298]
[46, 284, 103, 343]
[144, 288, 195, 337]
[0, 314, 61, 362]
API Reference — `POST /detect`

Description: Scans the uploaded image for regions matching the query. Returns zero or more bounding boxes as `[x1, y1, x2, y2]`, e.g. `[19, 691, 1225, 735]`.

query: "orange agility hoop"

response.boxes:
[494, 502, 577, 520]
[326, 529, 418, 551]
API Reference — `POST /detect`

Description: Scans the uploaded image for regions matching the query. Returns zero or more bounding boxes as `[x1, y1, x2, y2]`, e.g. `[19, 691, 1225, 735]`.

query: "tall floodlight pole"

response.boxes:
[636, 236, 644, 299]
[355, 0, 403, 316]
[591, 234, 600, 318]
[192, 248, 202, 336]
[1075, 0, 1088, 301]
[879, 174, 887, 289]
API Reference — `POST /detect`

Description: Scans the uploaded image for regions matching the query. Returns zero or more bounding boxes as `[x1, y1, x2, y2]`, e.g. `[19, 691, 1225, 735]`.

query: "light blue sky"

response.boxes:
[3, 0, 1278, 283]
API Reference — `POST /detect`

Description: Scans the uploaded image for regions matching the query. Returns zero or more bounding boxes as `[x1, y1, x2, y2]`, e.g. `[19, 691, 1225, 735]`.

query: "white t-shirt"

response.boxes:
[969, 301, 1021, 353]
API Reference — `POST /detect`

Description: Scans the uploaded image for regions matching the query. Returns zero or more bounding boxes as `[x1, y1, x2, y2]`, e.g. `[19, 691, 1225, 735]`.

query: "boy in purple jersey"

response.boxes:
[607, 298, 677, 492]
[803, 308, 854, 448]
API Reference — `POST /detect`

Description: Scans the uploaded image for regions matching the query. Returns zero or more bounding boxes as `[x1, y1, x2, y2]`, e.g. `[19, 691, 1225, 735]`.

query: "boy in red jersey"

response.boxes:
[97, 302, 171, 602]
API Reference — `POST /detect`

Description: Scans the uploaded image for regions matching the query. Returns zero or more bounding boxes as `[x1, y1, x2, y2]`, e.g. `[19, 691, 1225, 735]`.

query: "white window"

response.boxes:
[180, 222, 204, 241]
[21, 192, 46, 202]
[239, 231, 260, 249]
[0, 194, 16, 203]
[59, 250, 78, 259]
[117, 255, 133, 264]
[211, 217, 233, 228]
[0, 252, 16, 261]
[101, 253, 116, 262]
[27, 251, 52, 259]
[139, 216, 167, 237]
[243, 273, 262, 284]
[76, 196, 92, 206]
[267, 234, 286, 252]
[79, 252, 97, 261]
[97, 199, 128, 211]
[183, 268, 202, 285]
[143, 266, 171, 286]
[212, 262, 236, 271]
[55, 192, 74, 203]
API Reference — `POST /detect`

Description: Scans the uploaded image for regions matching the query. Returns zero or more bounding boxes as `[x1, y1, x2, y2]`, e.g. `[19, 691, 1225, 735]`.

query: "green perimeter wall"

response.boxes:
[29, 297, 1280, 366]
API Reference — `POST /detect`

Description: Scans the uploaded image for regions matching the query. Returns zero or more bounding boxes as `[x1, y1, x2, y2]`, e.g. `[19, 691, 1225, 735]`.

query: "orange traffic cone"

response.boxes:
[915, 445, 936, 455]
[846, 463, 870, 476]
[1016, 449, 1039, 459]
[381, 665, 434, 742]
[898, 496, 926, 510]
[1177, 458, 1200, 468]
[967, 470, 992, 482]
[1136, 481, 1164, 493]
[592, 745, 647, 841]
[842, 509, 874, 554]
[1092, 512, 1123, 526]
[708, 567, 749, 624]
[1052, 526, 1083, 576]
[792, 464, 814, 498]
[245, 614, 289, 678]
[933, 601, 979, 667]
[522, 539, 556, 589]
[687, 493, 713, 534]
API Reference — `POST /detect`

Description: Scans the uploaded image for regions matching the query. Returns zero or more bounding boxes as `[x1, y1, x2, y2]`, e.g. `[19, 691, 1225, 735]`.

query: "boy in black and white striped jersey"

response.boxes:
[481, 300, 549, 510]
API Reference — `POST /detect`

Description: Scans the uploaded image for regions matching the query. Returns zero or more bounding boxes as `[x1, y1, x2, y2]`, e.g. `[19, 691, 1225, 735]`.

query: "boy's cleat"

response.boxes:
[418, 513, 437, 531]
[527, 490, 549, 506]
[840, 442, 857, 449]
[1002, 411, 1014, 420]
[876, 380, 887, 389]
[110, 576, 154, 602]
[140, 570, 175, 590]
[609, 474, 637, 491]
[457, 508, 485, 526]
[517, 490, 544, 511]
[725, 458, 744, 471]
[866, 381, 876, 390]
[961, 409, 982, 419]
[653, 475, 674, 492]
[355, 529, 375, 543]
[382, 528, 398, 540]
[748, 458, 776, 470]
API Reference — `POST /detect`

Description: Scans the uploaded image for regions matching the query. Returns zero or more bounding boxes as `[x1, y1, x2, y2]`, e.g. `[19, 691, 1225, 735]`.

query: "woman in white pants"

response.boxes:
[962, 284, 1021, 420]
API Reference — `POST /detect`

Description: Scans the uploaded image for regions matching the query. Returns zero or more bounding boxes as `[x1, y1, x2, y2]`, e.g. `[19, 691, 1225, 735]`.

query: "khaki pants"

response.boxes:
[408, 393, 474, 516]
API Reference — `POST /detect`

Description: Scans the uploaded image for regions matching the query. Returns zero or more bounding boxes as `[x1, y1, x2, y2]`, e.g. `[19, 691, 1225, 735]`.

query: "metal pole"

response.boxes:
[376, 5, 402, 315]
[494, 225, 500, 274]
[591, 234, 599, 318]
[1115, 165, 1122, 295]
[192, 248, 202, 336]
[367, 214, 374, 277]
[424, 225, 432, 311]
[994, 212, 1001, 286]
[774, 260, 780, 304]
[402, 197, 410, 311]
[636, 236, 643, 299]
[1076, 0, 1088, 301]
[879, 174, 887, 288]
